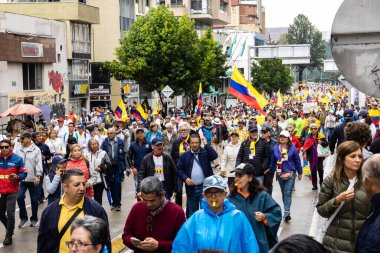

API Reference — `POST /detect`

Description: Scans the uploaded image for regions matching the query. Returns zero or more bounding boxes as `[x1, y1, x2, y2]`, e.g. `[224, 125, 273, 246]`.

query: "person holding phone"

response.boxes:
[45, 155, 68, 205]
[0, 139, 27, 246]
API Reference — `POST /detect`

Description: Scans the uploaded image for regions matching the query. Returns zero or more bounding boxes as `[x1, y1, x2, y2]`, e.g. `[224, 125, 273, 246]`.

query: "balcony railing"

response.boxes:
[7, 0, 86, 3]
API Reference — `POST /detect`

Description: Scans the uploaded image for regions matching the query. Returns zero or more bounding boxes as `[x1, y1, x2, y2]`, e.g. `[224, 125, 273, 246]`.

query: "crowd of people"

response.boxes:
[0, 82, 379, 252]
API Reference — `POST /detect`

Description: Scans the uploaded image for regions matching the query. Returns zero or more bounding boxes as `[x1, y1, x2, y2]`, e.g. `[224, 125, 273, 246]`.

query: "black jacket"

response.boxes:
[329, 122, 348, 153]
[138, 153, 177, 196]
[236, 137, 270, 177]
[171, 137, 188, 165]
[37, 195, 110, 253]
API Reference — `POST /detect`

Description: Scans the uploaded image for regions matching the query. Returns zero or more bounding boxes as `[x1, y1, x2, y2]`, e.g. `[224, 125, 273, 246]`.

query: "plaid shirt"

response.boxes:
[325, 115, 336, 128]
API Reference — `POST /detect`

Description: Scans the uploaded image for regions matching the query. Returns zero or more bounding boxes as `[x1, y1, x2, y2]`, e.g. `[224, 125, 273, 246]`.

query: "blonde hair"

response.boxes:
[69, 144, 85, 160]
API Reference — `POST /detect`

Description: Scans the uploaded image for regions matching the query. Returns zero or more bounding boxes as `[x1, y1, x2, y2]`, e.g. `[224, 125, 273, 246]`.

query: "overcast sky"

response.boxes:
[262, 0, 345, 31]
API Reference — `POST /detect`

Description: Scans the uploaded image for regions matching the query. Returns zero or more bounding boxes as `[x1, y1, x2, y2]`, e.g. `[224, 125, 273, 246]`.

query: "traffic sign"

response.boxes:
[161, 85, 174, 98]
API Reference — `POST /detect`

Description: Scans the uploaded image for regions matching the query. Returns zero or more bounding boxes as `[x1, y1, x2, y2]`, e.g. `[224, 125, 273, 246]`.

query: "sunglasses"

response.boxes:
[190, 122, 197, 124]
[310, 128, 318, 130]
[0, 146, 10, 150]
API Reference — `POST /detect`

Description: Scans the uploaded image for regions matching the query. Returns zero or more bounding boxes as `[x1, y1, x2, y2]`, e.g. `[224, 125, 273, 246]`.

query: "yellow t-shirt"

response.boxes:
[58, 195, 85, 253]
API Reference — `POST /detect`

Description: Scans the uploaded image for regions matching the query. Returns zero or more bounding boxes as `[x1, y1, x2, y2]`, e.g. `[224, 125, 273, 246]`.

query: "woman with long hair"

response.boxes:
[45, 130, 65, 156]
[228, 163, 282, 253]
[317, 141, 371, 253]
[269, 130, 302, 222]
[85, 139, 111, 205]
[145, 122, 162, 142]
[66, 144, 96, 198]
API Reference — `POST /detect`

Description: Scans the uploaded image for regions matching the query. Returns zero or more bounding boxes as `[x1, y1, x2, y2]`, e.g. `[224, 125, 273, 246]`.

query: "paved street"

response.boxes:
[0, 174, 318, 252]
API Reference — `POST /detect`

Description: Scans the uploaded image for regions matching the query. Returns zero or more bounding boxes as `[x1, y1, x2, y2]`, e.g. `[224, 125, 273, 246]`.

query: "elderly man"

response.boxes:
[355, 154, 380, 253]
[172, 175, 259, 253]
[171, 122, 191, 207]
[139, 138, 177, 200]
[177, 134, 218, 217]
[101, 127, 127, 211]
[37, 169, 110, 253]
[123, 176, 186, 253]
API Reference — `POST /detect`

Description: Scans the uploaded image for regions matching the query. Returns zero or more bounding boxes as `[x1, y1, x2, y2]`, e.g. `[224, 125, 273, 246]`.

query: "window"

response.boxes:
[57, 54, 61, 63]
[71, 23, 91, 54]
[22, 63, 42, 90]
[120, 0, 135, 32]
[171, 0, 183, 7]
[68, 59, 89, 81]
[91, 63, 110, 84]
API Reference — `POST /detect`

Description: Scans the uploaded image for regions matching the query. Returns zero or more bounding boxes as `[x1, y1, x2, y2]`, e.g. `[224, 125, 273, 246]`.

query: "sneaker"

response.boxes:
[312, 186, 318, 191]
[18, 219, 28, 228]
[110, 206, 116, 211]
[3, 234, 12, 246]
[30, 220, 39, 227]
[115, 206, 121, 211]
[284, 216, 292, 222]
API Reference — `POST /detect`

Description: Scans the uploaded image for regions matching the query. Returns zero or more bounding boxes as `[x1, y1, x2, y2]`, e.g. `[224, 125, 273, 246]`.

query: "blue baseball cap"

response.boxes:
[151, 138, 163, 146]
[52, 155, 67, 165]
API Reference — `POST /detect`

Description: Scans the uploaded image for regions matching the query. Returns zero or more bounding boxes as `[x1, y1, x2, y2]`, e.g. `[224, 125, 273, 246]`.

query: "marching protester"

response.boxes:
[123, 177, 186, 253]
[317, 141, 371, 253]
[172, 175, 260, 253]
[45, 155, 67, 205]
[220, 131, 241, 187]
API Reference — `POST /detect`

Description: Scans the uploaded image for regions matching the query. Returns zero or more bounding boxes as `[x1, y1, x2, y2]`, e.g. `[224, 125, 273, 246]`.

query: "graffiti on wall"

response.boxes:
[48, 70, 64, 94]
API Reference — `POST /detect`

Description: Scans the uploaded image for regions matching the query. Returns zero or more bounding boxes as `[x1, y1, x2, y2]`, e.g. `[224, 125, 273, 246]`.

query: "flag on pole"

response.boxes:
[228, 67, 268, 115]
[114, 99, 128, 122]
[272, 92, 278, 105]
[277, 90, 284, 107]
[152, 101, 161, 116]
[195, 83, 203, 124]
[329, 88, 340, 101]
[132, 103, 148, 122]
[123, 85, 130, 93]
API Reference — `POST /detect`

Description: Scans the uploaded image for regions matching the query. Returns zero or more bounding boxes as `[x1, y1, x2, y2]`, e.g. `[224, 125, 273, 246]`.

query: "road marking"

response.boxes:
[111, 233, 127, 253]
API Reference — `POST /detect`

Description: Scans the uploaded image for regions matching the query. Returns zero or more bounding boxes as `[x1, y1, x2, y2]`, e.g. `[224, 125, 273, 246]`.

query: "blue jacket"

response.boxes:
[145, 130, 162, 142]
[127, 139, 152, 169]
[355, 193, 380, 253]
[101, 137, 126, 171]
[172, 198, 259, 253]
[46, 172, 61, 205]
[176, 144, 218, 182]
[200, 125, 214, 145]
[269, 144, 302, 175]
[228, 190, 282, 253]
[36, 142, 52, 174]
[37, 195, 110, 253]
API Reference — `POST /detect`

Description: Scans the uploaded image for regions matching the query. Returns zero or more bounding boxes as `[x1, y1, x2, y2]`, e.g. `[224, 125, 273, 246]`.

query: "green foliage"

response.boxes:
[104, 6, 226, 97]
[251, 59, 294, 93]
[286, 14, 325, 81]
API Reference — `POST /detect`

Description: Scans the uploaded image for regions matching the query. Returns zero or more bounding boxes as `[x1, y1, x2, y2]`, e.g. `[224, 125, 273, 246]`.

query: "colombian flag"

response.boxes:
[276, 90, 284, 107]
[228, 67, 268, 115]
[329, 88, 340, 101]
[195, 83, 203, 124]
[114, 99, 128, 122]
[273, 92, 278, 105]
[132, 103, 148, 122]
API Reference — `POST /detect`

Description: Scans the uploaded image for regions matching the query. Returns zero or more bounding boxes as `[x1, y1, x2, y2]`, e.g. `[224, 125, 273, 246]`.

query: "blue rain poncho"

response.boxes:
[172, 198, 260, 253]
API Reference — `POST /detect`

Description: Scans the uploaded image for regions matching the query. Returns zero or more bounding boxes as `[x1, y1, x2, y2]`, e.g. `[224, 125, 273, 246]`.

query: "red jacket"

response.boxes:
[66, 158, 94, 197]
[291, 135, 302, 153]
[0, 151, 27, 194]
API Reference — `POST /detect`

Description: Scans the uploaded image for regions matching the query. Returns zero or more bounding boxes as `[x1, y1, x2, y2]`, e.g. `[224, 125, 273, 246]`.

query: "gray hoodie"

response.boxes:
[15, 144, 43, 182]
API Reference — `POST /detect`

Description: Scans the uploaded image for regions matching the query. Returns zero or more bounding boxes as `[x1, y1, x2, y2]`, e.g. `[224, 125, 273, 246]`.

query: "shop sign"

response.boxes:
[21, 42, 43, 57]
[90, 84, 110, 94]
[74, 84, 89, 95]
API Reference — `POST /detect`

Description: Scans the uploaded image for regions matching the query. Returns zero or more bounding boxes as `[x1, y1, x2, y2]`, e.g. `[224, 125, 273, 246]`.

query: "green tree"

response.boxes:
[286, 14, 325, 82]
[277, 33, 289, 45]
[251, 59, 294, 93]
[104, 6, 226, 107]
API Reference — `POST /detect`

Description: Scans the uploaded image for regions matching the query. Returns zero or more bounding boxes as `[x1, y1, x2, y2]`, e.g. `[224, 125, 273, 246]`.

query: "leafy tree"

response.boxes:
[251, 59, 294, 93]
[104, 6, 226, 108]
[277, 33, 289, 45]
[286, 14, 325, 82]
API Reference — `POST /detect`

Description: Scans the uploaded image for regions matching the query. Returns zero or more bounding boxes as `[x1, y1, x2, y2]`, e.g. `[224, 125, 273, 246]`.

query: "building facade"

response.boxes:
[229, 0, 265, 33]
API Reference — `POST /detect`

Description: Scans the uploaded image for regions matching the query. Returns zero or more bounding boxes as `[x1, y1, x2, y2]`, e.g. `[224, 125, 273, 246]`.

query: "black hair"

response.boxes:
[62, 169, 84, 183]
[0, 140, 12, 146]
[189, 134, 201, 142]
[229, 174, 266, 202]
[269, 234, 331, 253]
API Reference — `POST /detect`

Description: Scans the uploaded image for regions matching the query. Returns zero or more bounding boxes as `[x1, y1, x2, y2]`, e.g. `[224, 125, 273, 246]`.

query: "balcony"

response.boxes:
[0, 0, 99, 24]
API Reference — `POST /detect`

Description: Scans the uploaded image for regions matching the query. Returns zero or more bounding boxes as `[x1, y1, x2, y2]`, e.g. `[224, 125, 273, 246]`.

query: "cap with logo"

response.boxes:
[203, 175, 228, 192]
[231, 163, 255, 175]
[343, 109, 354, 118]
[248, 125, 258, 132]
[151, 138, 163, 146]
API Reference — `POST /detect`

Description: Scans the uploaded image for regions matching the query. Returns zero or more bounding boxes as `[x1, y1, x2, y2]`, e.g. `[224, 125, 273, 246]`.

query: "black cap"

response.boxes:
[67, 136, 77, 145]
[248, 125, 258, 132]
[261, 126, 271, 133]
[343, 109, 354, 118]
[136, 128, 145, 133]
[232, 163, 255, 175]
[20, 132, 32, 138]
[230, 131, 239, 137]
[151, 138, 163, 146]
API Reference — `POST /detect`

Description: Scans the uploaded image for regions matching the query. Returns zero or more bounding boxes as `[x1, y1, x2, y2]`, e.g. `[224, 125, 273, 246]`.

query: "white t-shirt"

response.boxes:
[153, 155, 164, 181]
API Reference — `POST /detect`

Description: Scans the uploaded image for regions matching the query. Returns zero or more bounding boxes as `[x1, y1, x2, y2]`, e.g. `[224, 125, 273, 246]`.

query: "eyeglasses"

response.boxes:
[180, 129, 188, 132]
[66, 241, 94, 249]
[0, 146, 10, 150]
[205, 190, 224, 198]
[147, 215, 153, 232]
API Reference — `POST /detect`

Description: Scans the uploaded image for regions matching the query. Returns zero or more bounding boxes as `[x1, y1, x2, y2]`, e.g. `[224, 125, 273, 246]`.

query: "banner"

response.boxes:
[302, 102, 318, 113]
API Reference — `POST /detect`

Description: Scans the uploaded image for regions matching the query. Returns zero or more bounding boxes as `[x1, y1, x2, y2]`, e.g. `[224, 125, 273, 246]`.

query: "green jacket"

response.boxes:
[316, 174, 371, 253]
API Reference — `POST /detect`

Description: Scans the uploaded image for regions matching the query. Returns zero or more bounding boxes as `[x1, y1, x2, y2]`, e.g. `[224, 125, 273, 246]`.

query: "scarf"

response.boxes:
[249, 137, 260, 154]
[179, 135, 190, 154]
[303, 132, 325, 170]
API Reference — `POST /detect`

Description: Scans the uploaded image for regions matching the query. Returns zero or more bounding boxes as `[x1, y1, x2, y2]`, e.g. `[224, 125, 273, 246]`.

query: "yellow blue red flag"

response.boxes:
[195, 83, 203, 123]
[114, 99, 128, 122]
[132, 103, 148, 122]
[228, 67, 268, 115]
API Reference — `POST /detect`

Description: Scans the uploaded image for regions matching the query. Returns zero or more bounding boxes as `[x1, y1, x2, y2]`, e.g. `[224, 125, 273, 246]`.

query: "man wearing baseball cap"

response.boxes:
[45, 155, 67, 204]
[138, 138, 177, 199]
[329, 109, 354, 153]
[172, 175, 259, 253]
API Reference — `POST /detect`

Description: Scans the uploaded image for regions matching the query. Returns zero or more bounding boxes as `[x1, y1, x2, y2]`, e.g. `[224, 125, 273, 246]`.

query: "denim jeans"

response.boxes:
[0, 192, 17, 235]
[277, 173, 296, 218]
[110, 166, 122, 207]
[17, 182, 39, 222]
[185, 185, 203, 217]
[133, 175, 139, 194]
